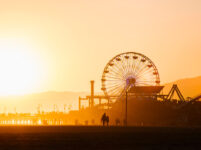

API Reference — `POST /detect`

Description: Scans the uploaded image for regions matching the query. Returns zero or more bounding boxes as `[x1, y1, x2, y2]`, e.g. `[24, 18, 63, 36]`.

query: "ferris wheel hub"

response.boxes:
[126, 77, 136, 87]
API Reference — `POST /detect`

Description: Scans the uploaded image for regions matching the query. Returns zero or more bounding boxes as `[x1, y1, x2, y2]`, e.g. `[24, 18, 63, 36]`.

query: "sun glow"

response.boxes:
[0, 38, 44, 95]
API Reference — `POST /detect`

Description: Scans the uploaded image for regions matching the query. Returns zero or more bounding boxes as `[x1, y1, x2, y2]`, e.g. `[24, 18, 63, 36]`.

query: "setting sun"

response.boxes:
[0, 38, 44, 95]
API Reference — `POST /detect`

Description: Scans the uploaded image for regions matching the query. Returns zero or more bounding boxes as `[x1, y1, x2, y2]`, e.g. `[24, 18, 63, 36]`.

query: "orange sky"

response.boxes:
[0, 0, 201, 94]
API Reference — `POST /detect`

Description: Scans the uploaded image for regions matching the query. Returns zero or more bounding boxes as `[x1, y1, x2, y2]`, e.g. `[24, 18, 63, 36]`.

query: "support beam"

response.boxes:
[167, 84, 185, 101]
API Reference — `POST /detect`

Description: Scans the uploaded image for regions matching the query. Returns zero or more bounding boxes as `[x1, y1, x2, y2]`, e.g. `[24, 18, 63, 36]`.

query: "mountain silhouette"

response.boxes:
[163, 76, 201, 98]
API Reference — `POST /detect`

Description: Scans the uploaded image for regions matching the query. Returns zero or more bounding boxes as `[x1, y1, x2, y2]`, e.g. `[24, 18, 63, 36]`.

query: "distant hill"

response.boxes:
[163, 76, 201, 98]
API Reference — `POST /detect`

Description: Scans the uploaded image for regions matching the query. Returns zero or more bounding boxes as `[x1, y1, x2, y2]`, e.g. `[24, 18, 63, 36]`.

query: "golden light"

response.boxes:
[0, 38, 44, 95]
[38, 120, 42, 125]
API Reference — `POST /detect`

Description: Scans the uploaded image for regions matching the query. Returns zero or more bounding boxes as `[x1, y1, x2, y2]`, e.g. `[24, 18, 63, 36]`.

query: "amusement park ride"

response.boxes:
[79, 52, 201, 110]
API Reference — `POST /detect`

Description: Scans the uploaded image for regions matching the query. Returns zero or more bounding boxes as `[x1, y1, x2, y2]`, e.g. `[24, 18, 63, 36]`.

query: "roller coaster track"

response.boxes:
[189, 94, 201, 103]
[173, 91, 201, 110]
[166, 84, 185, 101]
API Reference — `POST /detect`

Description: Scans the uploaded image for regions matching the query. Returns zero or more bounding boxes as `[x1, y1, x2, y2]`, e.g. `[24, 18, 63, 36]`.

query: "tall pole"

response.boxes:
[79, 97, 81, 110]
[125, 91, 128, 126]
[90, 80, 94, 107]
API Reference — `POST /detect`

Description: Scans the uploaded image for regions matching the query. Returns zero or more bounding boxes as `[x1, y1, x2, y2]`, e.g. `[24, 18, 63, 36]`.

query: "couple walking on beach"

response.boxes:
[101, 113, 109, 126]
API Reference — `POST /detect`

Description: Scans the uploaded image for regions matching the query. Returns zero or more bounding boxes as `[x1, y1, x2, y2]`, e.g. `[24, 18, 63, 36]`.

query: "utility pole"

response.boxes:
[125, 91, 128, 126]
[90, 80, 94, 107]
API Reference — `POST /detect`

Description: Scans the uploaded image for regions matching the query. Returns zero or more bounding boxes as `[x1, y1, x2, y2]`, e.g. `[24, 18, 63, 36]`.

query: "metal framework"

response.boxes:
[78, 95, 114, 110]
[166, 84, 185, 101]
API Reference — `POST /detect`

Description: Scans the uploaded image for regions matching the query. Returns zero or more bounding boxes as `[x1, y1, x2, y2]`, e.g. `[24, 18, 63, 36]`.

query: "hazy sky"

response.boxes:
[0, 0, 201, 94]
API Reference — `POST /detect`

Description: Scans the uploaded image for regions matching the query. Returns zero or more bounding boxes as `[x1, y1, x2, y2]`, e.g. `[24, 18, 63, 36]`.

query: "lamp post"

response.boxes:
[125, 90, 128, 126]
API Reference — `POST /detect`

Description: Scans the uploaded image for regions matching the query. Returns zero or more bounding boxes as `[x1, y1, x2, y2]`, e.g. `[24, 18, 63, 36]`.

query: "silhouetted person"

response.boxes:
[106, 115, 109, 126]
[85, 120, 88, 126]
[101, 113, 107, 126]
[91, 119, 95, 125]
[115, 118, 120, 126]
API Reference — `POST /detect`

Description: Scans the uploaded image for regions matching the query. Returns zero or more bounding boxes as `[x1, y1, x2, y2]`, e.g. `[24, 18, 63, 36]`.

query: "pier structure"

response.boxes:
[78, 52, 192, 111]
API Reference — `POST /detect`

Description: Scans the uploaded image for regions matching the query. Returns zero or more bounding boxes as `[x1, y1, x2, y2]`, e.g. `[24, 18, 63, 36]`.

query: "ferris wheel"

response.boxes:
[101, 52, 160, 97]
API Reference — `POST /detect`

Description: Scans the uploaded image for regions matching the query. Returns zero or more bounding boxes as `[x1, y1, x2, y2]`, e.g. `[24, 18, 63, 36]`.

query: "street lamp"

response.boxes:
[125, 90, 128, 126]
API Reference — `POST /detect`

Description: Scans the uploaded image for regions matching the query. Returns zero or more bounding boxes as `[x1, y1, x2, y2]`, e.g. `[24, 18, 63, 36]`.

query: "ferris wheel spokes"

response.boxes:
[101, 52, 160, 97]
